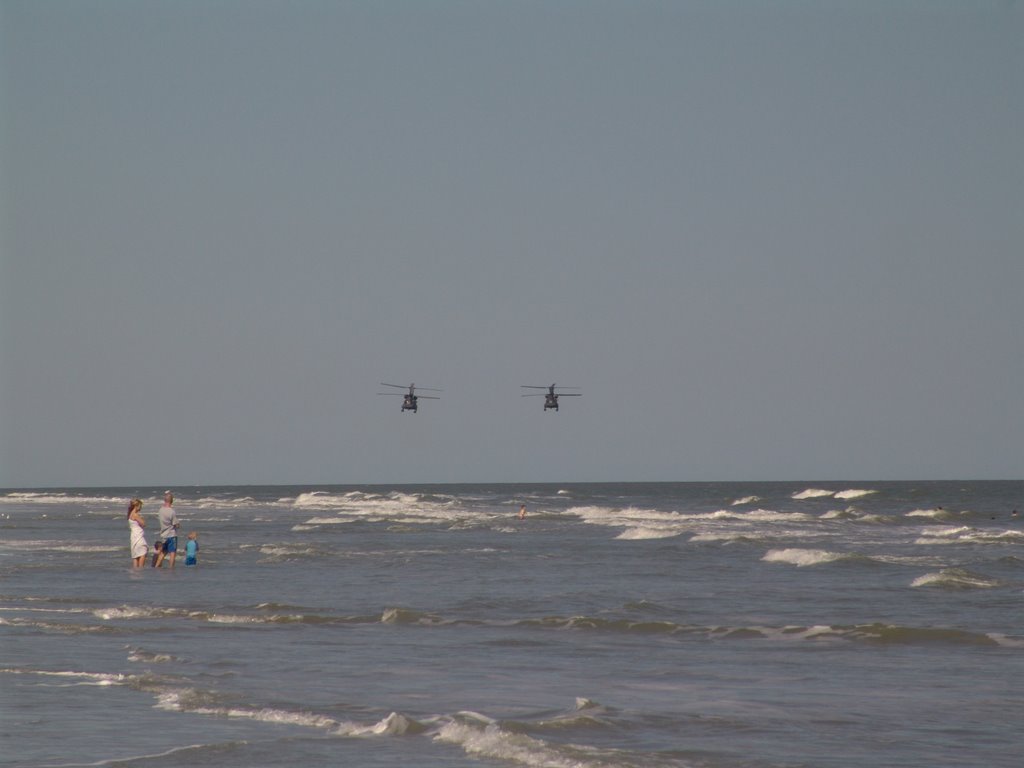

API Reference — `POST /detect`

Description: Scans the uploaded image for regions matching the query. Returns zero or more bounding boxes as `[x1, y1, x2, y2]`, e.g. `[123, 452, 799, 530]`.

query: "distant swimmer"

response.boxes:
[1013, 510, 1019, 519]
[127, 498, 148, 568]
[519, 504, 526, 520]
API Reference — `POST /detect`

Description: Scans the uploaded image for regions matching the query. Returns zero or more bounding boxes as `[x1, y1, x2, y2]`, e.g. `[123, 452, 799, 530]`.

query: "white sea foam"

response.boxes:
[289, 490, 465, 527]
[906, 508, 954, 520]
[570, 504, 813, 532]
[915, 527, 1024, 546]
[688, 532, 743, 543]
[913, 526, 979, 545]
[820, 509, 854, 519]
[792, 488, 835, 499]
[341, 711, 427, 737]
[293, 491, 360, 509]
[567, 505, 686, 532]
[858, 514, 896, 524]
[701, 509, 811, 525]
[758, 625, 841, 642]
[0, 668, 128, 685]
[731, 495, 761, 505]
[988, 633, 1024, 649]
[302, 516, 352, 525]
[157, 689, 340, 728]
[0, 606, 88, 614]
[911, 568, 1001, 589]
[737, 509, 811, 522]
[834, 489, 878, 500]
[193, 494, 275, 511]
[203, 614, 265, 624]
[0, 539, 118, 553]
[380, 607, 436, 624]
[157, 686, 430, 739]
[763, 549, 847, 567]
[259, 544, 319, 557]
[94, 606, 170, 621]
[0, 616, 108, 633]
[981, 530, 1024, 542]
[917, 526, 972, 538]
[127, 647, 175, 663]
[435, 719, 606, 768]
[225, 706, 338, 728]
[614, 527, 683, 540]
[0, 492, 126, 506]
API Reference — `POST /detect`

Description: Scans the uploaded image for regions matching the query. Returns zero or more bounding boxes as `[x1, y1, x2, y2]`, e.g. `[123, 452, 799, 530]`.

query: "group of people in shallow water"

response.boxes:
[127, 491, 198, 568]
[126, 496, 529, 567]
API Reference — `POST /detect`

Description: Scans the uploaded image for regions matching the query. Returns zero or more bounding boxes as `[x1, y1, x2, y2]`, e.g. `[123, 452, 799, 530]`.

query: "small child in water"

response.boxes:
[151, 539, 163, 568]
[185, 531, 199, 566]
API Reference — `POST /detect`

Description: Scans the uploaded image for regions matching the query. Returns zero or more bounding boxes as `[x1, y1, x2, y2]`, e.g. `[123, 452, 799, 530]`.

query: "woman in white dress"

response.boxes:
[127, 498, 148, 568]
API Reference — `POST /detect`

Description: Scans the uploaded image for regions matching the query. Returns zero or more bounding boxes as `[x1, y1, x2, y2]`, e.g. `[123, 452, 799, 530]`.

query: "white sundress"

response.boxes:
[129, 517, 148, 559]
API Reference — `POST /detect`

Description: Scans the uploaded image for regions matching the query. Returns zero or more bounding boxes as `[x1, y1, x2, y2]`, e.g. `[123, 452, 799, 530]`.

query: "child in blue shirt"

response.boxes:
[185, 531, 199, 566]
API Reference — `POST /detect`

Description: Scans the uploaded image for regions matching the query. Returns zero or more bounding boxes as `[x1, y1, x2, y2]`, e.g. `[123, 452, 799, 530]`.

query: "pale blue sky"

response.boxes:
[2, 0, 1021, 487]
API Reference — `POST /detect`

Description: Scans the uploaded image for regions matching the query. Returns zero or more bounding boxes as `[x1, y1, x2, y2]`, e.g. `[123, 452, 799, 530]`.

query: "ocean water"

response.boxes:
[2, 481, 1022, 768]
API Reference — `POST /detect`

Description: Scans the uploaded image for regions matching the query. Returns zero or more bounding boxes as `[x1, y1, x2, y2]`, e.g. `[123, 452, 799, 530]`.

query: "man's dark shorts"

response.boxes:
[162, 536, 178, 554]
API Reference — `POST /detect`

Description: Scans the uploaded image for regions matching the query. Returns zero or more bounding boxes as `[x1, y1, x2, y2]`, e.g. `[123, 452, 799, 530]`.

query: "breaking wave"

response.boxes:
[792, 488, 835, 499]
[156, 688, 347, 730]
[437, 719, 594, 767]
[790, 488, 876, 501]
[834, 489, 878, 500]
[569, 506, 812, 538]
[289, 490, 465, 527]
[762, 548, 850, 567]
[614, 527, 684, 540]
[914, 527, 1024, 546]
[127, 646, 176, 663]
[906, 508, 956, 521]
[0, 491, 127, 506]
[0, 668, 128, 686]
[910, 568, 1003, 589]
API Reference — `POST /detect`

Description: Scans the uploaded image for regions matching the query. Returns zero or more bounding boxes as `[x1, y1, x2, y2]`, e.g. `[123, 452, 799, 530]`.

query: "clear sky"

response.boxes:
[1, 0, 1021, 487]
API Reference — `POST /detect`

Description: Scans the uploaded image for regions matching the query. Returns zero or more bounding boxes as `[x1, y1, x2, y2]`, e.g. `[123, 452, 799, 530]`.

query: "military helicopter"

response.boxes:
[378, 382, 441, 413]
[521, 383, 582, 411]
